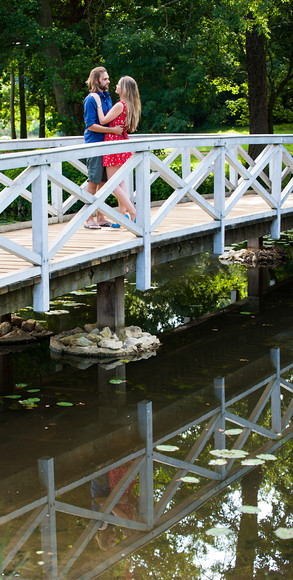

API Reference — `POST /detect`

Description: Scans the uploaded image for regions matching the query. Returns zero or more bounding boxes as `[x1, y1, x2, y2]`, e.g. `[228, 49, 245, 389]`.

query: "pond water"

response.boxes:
[0, 240, 293, 579]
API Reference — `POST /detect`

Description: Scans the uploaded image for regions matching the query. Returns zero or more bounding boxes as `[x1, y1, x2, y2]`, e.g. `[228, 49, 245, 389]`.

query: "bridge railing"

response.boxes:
[0, 134, 292, 312]
[1, 346, 292, 579]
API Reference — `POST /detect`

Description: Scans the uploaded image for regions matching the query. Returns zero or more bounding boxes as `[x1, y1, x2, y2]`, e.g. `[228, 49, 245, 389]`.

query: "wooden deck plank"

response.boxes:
[0, 194, 293, 279]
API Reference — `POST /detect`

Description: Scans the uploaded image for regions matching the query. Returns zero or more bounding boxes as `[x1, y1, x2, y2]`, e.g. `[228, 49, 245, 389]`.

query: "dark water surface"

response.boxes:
[0, 249, 293, 579]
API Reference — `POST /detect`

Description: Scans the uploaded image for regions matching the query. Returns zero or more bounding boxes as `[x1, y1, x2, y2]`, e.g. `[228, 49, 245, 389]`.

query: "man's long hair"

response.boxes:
[119, 76, 141, 133]
[86, 67, 107, 93]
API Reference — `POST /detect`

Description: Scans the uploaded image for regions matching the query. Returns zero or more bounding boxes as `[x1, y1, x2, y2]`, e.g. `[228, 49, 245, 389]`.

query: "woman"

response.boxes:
[95, 76, 141, 222]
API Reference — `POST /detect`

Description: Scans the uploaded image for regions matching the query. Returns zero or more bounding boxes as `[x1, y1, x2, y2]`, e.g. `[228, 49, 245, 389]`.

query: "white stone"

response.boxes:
[100, 327, 112, 339]
[98, 338, 124, 350]
[87, 333, 102, 344]
[75, 336, 94, 347]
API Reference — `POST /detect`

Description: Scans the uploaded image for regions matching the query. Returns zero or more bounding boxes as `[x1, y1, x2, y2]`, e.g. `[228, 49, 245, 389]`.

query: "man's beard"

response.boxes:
[98, 82, 108, 92]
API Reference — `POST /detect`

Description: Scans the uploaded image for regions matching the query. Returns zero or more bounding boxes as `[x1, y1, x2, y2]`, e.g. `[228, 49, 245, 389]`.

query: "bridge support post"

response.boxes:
[32, 166, 50, 312]
[38, 457, 58, 578]
[96, 276, 125, 331]
[270, 348, 282, 434]
[138, 400, 154, 530]
[270, 146, 282, 240]
[50, 161, 63, 222]
[136, 152, 151, 290]
[246, 237, 269, 310]
[213, 147, 226, 255]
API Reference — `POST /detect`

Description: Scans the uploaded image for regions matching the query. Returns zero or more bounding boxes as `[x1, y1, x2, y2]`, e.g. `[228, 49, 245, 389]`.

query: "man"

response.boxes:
[84, 67, 123, 229]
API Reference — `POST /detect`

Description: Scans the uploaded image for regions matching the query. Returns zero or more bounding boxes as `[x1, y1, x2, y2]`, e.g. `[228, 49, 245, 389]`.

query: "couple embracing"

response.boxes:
[84, 67, 140, 229]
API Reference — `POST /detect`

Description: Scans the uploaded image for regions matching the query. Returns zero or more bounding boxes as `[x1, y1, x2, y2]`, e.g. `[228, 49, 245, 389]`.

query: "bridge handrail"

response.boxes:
[0, 133, 292, 312]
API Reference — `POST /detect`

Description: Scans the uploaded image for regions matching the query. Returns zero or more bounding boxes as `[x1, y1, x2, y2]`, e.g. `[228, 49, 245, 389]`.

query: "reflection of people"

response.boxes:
[83, 66, 123, 229]
[95, 76, 141, 222]
[91, 463, 138, 550]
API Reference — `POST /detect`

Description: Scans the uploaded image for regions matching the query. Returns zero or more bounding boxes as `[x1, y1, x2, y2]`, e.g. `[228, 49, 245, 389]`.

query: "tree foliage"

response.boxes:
[0, 0, 292, 136]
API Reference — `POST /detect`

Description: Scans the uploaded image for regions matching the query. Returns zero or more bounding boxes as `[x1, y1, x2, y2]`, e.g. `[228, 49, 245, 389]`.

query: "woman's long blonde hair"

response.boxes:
[119, 76, 141, 133]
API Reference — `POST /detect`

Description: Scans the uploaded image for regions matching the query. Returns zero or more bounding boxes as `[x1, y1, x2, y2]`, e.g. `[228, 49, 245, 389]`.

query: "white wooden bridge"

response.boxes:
[1, 344, 292, 579]
[0, 133, 292, 315]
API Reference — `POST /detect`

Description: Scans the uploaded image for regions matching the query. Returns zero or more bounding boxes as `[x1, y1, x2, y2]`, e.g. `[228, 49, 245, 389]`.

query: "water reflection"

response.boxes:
[1, 342, 292, 579]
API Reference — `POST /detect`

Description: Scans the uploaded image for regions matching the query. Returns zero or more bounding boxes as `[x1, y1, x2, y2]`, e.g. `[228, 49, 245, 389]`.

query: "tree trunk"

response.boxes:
[39, 98, 46, 137]
[10, 69, 17, 139]
[39, 0, 80, 135]
[19, 62, 27, 139]
[246, 24, 269, 159]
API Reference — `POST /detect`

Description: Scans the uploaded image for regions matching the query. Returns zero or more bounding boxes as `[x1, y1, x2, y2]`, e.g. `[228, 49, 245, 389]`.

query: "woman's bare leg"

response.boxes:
[106, 166, 136, 220]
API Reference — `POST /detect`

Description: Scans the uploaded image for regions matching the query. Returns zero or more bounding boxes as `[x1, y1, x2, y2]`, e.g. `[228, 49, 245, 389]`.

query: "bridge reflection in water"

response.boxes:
[1, 343, 292, 579]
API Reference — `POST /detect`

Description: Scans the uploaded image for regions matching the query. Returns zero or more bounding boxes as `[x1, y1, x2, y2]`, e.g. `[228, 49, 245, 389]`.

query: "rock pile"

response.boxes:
[219, 246, 286, 267]
[0, 315, 51, 344]
[50, 324, 161, 360]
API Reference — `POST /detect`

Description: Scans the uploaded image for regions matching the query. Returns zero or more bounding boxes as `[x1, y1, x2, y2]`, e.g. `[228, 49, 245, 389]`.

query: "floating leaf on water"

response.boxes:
[109, 378, 125, 384]
[156, 445, 179, 452]
[241, 458, 265, 466]
[209, 458, 227, 465]
[180, 476, 200, 483]
[274, 527, 293, 540]
[256, 453, 277, 461]
[210, 449, 248, 459]
[4, 394, 21, 399]
[240, 311, 252, 315]
[15, 383, 28, 389]
[56, 401, 73, 406]
[224, 429, 243, 436]
[206, 527, 232, 536]
[240, 505, 261, 514]
[27, 389, 40, 393]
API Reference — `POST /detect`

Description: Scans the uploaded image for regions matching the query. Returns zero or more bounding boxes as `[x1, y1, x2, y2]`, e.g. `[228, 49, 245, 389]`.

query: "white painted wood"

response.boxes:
[238, 145, 271, 188]
[136, 152, 151, 291]
[50, 161, 63, 222]
[32, 166, 50, 312]
[270, 146, 282, 239]
[47, 166, 94, 204]
[0, 234, 41, 264]
[0, 166, 39, 214]
[0, 266, 41, 288]
[0, 133, 292, 306]
[213, 147, 226, 254]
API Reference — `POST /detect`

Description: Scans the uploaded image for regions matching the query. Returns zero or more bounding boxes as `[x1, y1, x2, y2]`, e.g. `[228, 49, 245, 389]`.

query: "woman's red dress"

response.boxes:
[103, 101, 132, 167]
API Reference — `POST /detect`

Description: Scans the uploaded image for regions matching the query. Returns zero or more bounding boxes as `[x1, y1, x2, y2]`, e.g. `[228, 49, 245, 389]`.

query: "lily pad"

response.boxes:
[206, 527, 232, 536]
[156, 445, 179, 452]
[256, 453, 277, 461]
[4, 394, 21, 399]
[210, 449, 248, 459]
[224, 429, 243, 436]
[180, 476, 200, 483]
[274, 527, 293, 540]
[241, 458, 265, 466]
[27, 389, 40, 393]
[109, 378, 125, 384]
[240, 505, 261, 514]
[209, 458, 227, 465]
[15, 383, 28, 389]
[56, 401, 73, 406]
